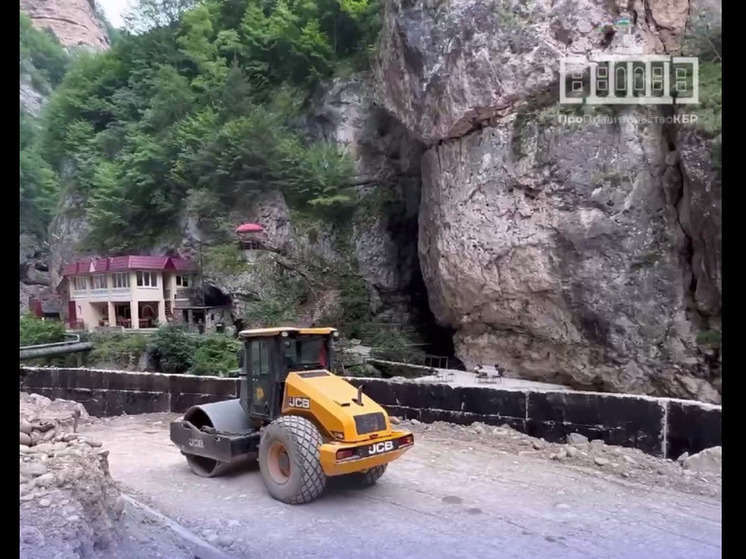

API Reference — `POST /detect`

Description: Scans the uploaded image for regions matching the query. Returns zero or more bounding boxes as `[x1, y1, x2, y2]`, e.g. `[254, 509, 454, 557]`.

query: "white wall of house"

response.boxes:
[66, 270, 196, 331]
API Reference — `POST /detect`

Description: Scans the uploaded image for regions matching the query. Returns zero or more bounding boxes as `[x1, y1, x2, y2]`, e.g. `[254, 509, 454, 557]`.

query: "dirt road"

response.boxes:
[81, 413, 721, 559]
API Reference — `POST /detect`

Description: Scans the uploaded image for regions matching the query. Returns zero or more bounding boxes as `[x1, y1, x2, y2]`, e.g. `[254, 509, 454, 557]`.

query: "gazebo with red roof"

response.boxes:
[235, 223, 264, 250]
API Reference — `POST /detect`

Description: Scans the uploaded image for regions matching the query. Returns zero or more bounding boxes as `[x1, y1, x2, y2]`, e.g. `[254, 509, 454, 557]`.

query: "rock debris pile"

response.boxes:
[20, 393, 124, 559]
[392, 417, 721, 498]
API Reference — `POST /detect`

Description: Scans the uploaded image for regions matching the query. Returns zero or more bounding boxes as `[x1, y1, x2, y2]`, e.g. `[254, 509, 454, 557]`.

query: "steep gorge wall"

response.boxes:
[372, 0, 722, 402]
[21, 0, 109, 51]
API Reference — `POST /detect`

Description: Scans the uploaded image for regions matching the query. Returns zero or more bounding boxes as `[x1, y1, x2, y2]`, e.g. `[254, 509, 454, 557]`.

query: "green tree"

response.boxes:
[148, 325, 197, 374]
[124, 0, 197, 33]
[20, 12, 70, 92]
[192, 335, 241, 376]
[19, 314, 66, 345]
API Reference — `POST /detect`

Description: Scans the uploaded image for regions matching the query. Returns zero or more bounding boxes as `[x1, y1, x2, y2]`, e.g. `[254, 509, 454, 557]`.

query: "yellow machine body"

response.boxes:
[282, 370, 413, 476]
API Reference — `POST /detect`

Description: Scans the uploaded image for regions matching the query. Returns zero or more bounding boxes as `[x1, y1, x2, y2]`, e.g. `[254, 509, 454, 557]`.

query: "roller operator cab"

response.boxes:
[169, 327, 414, 504]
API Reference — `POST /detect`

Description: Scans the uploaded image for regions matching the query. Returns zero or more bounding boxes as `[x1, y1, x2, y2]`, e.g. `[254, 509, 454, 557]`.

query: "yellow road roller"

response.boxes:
[170, 327, 414, 504]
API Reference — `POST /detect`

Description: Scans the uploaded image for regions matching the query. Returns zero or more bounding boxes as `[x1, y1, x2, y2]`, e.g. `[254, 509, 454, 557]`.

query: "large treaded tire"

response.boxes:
[345, 464, 388, 487]
[258, 415, 326, 504]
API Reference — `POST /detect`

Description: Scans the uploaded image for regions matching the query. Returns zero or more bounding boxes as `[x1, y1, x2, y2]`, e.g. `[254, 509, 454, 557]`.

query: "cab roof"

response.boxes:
[238, 327, 338, 339]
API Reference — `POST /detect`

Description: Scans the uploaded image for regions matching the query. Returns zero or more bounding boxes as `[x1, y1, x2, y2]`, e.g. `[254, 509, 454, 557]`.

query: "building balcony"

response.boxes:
[89, 288, 109, 301]
[110, 287, 133, 301]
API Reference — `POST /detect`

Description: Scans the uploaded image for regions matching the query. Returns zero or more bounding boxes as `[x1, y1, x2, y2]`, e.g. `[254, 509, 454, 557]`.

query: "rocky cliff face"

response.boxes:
[21, 0, 109, 51]
[373, 0, 721, 402]
[310, 78, 426, 322]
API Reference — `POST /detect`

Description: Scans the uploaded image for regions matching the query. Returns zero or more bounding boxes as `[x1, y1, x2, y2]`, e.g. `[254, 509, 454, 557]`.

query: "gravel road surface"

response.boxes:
[81, 413, 721, 559]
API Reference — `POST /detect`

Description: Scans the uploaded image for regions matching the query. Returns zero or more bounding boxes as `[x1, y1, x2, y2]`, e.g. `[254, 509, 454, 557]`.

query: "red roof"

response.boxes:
[236, 223, 263, 233]
[61, 255, 195, 276]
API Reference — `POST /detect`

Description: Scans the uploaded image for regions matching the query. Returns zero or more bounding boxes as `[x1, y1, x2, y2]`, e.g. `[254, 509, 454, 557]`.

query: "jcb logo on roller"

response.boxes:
[369, 441, 394, 455]
[288, 397, 310, 409]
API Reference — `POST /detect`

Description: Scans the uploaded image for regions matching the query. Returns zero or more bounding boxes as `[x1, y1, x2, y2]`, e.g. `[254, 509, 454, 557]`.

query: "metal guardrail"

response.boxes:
[20, 334, 92, 361]
[19, 333, 81, 351]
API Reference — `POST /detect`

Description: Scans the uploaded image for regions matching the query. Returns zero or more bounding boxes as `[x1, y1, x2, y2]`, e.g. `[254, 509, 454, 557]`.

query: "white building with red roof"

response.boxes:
[59, 255, 197, 331]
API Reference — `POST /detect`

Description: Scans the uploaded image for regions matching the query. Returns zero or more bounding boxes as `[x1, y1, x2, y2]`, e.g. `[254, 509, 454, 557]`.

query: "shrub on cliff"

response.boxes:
[20, 12, 70, 93]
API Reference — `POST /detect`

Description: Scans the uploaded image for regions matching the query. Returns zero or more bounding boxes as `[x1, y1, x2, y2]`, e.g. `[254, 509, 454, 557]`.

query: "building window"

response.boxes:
[136, 271, 158, 287]
[73, 277, 87, 291]
[175, 275, 190, 287]
[91, 275, 107, 290]
[112, 273, 130, 289]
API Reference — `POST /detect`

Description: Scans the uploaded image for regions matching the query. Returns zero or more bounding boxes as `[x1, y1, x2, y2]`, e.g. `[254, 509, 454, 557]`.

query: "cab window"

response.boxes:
[250, 340, 270, 377]
[283, 335, 329, 371]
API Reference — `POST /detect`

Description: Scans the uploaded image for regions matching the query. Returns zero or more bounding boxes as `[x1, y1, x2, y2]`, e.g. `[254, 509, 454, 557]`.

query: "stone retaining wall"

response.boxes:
[20, 367, 721, 458]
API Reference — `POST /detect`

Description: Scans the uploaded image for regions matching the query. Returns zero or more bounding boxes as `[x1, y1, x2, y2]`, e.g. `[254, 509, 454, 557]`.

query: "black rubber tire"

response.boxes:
[258, 415, 326, 504]
[345, 464, 388, 487]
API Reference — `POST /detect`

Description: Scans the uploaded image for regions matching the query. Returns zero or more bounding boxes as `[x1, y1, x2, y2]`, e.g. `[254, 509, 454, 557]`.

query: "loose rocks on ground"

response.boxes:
[19, 392, 190, 559]
[392, 417, 721, 498]
[682, 447, 722, 474]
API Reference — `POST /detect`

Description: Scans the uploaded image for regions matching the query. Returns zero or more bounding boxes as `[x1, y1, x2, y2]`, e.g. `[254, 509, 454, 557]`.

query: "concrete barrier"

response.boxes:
[20, 366, 238, 416]
[20, 367, 720, 459]
[346, 378, 721, 459]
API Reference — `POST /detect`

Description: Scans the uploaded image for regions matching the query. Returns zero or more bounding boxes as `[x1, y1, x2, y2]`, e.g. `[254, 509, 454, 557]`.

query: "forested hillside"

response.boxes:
[30, 0, 380, 252]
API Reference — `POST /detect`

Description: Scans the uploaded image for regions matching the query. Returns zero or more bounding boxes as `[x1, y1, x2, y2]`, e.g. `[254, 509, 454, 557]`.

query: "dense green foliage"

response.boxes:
[19, 13, 69, 238]
[86, 327, 239, 375]
[19, 315, 66, 345]
[34, 0, 380, 252]
[89, 332, 150, 368]
[20, 114, 60, 238]
[147, 325, 198, 374]
[191, 334, 241, 375]
[20, 13, 70, 93]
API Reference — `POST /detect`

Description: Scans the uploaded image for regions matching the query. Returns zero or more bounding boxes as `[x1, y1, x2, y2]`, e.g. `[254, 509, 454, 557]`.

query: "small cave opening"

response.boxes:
[408, 265, 461, 369]
[364, 108, 461, 369]
[203, 284, 232, 307]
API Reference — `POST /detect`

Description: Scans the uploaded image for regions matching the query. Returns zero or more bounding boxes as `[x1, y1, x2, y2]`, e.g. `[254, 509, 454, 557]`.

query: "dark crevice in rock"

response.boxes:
[661, 109, 721, 390]
[353, 104, 456, 359]
[662, 117, 705, 334]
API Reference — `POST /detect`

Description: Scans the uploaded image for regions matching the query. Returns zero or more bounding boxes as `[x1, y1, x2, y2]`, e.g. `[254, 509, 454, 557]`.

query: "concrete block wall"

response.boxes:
[345, 378, 721, 459]
[20, 366, 239, 416]
[19, 367, 720, 458]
